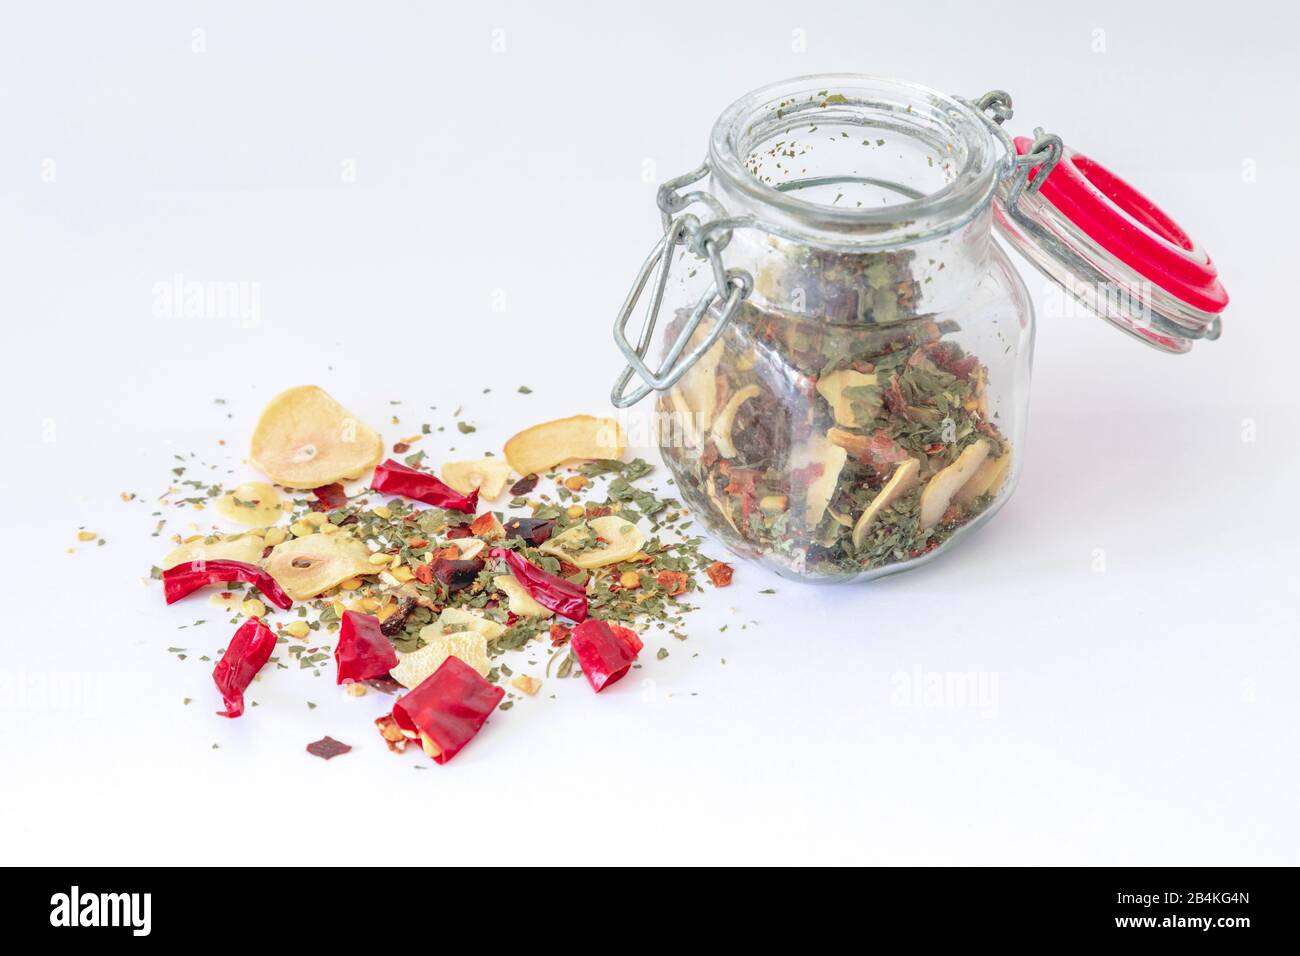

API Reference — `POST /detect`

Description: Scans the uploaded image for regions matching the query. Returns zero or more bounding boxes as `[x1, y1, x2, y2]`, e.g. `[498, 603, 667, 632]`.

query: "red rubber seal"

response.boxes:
[1014, 137, 1228, 314]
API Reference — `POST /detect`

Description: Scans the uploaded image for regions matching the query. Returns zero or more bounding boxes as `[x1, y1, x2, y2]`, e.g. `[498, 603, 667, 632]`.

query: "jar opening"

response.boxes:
[710, 74, 998, 247]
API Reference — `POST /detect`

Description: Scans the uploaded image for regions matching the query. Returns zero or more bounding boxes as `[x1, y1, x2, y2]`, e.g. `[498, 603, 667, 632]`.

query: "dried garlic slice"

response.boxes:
[919, 440, 991, 529]
[796, 433, 847, 529]
[851, 458, 920, 548]
[709, 384, 761, 459]
[161, 533, 264, 570]
[390, 631, 491, 687]
[250, 385, 383, 489]
[494, 574, 553, 618]
[954, 448, 1011, 508]
[816, 369, 881, 428]
[214, 481, 284, 527]
[540, 515, 646, 568]
[441, 457, 513, 499]
[262, 532, 374, 601]
[503, 415, 625, 476]
[427, 607, 506, 642]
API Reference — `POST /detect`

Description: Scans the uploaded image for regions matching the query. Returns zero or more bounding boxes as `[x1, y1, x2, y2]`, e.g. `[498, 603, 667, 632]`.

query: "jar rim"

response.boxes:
[709, 73, 999, 246]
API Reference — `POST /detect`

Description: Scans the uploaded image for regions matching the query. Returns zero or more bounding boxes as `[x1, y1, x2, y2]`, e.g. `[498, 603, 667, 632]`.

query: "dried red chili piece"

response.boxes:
[509, 473, 539, 496]
[570, 619, 643, 693]
[391, 656, 505, 764]
[393, 441, 410, 454]
[163, 559, 293, 610]
[489, 547, 588, 622]
[432, 557, 485, 592]
[413, 561, 434, 585]
[445, 525, 473, 539]
[306, 736, 352, 760]
[502, 516, 556, 546]
[469, 512, 504, 540]
[310, 483, 348, 511]
[371, 459, 478, 513]
[334, 610, 399, 684]
[705, 560, 734, 588]
[548, 622, 572, 647]
[656, 570, 689, 596]
[212, 617, 277, 718]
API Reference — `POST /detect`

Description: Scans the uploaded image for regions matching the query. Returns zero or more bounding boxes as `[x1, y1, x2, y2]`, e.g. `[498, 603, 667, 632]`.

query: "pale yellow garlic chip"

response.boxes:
[676, 322, 726, 431]
[250, 385, 383, 489]
[920, 439, 991, 529]
[495, 574, 553, 618]
[453, 537, 486, 561]
[667, 387, 705, 452]
[709, 384, 761, 459]
[441, 457, 513, 499]
[954, 448, 1011, 508]
[390, 631, 491, 687]
[262, 532, 374, 601]
[161, 533, 264, 570]
[540, 515, 646, 569]
[213, 481, 284, 527]
[852, 458, 920, 548]
[796, 433, 847, 529]
[503, 415, 625, 476]
[816, 369, 881, 428]
[427, 607, 506, 642]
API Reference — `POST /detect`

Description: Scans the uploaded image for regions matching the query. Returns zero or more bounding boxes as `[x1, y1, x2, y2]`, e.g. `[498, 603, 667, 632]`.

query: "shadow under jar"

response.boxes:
[609, 74, 1226, 583]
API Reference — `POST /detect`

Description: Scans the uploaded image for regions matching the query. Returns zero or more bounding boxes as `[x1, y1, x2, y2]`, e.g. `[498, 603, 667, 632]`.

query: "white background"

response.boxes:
[2, 0, 1297, 865]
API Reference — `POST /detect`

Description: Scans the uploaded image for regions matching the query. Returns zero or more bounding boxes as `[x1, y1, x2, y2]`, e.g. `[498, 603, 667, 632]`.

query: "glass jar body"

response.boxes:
[654, 209, 1033, 582]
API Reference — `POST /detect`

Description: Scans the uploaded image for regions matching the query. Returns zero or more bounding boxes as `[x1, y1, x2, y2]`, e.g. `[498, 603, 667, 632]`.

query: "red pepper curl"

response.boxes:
[371, 459, 478, 513]
[489, 547, 588, 622]
[571, 619, 643, 693]
[391, 656, 504, 764]
[213, 617, 277, 718]
[163, 559, 293, 610]
[334, 610, 398, 684]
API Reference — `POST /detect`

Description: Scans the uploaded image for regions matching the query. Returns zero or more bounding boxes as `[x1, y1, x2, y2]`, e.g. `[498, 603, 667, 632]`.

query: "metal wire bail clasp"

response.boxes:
[610, 160, 753, 408]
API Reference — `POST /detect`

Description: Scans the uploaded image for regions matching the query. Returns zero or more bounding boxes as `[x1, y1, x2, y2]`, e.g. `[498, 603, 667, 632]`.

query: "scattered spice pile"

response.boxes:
[146, 386, 734, 764]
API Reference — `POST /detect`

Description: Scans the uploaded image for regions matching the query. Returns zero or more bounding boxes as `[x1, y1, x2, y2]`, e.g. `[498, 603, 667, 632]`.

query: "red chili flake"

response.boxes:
[306, 736, 352, 760]
[924, 341, 979, 379]
[393, 442, 410, 454]
[656, 570, 689, 596]
[489, 547, 588, 622]
[413, 562, 434, 585]
[469, 512, 501, 538]
[372, 459, 478, 513]
[509, 473, 539, 496]
[570, 619, 643, 693]
[163, 559, 292, 610]
[502, 516, 555, 546]
[374, 714, 409, 753]
[705, 560, 735, 588]
[212, 617, 277, 718]
[584, 504, 613, 519]
[334, 610, 399, 685]
[548, 622, 572, 647]
[310, 483, 348, 511]
[445, 525, 473, 539]
[406, 536, 429, 549]
[391, 656, 505, 764]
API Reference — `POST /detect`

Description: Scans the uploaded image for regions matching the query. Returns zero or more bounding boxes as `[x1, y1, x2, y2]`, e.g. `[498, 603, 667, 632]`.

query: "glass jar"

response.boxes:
[609, 74, 1227, 583]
